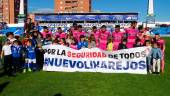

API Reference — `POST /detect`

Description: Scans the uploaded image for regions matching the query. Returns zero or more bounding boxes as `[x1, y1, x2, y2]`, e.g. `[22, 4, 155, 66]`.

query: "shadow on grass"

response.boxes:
[0, 81, 10, 93]
[54, 93, 62, 96]
[0, 66, 6, 77]
[0, 69, 6, 78]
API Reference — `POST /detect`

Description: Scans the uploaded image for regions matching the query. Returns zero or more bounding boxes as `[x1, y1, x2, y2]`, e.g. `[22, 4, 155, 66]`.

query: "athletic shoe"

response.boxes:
[28, 68, 32, 72]
[23, 69, 26, 73]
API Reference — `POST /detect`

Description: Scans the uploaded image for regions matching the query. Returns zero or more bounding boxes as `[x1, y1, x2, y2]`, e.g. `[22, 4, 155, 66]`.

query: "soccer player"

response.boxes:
[125, 21, 138, 48]
[70, 39, 78, 50]
[11, 40, 22, 73]
[144, 27, 151, 36]
[137, 26, 145, 45]
[55, 27, 67, 39]
[23, 40, 37, 73]
[98, 25, 110, 50]
[112, 25, 124, 50]
[29, 33, 37, 47]
[152, 33, 165, 52]
[91, 26, 100, 47]
[152, 33, 165, 73]
[73, 25, 86, 42]
[41, 26, 52, 39]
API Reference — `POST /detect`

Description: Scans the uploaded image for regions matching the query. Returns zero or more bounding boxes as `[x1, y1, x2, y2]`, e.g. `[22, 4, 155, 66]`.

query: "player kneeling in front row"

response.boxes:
[23, 40, 37, 73]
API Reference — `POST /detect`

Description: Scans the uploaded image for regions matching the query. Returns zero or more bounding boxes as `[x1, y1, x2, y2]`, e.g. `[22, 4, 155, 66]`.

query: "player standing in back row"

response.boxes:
[98, 25, 110, 50]
[112, 25, 124, 50]
[125, 21, 138, 48]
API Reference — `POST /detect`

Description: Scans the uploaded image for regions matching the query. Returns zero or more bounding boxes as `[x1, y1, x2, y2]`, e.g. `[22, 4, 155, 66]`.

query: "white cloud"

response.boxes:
[30, 8, 54, 13]
[92, 10, 103, 13]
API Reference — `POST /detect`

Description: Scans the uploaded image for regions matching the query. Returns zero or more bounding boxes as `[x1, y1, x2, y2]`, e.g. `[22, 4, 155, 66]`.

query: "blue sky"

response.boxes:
[28, 0, 170, 22]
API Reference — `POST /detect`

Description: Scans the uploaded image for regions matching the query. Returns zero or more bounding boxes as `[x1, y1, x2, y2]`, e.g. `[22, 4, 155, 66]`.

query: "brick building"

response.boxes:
[54, 0, 91, 13]
[0, 0, 27, 24]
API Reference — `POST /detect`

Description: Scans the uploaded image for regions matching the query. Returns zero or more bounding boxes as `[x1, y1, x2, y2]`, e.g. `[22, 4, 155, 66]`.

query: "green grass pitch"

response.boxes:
[0, 37, 170, 96]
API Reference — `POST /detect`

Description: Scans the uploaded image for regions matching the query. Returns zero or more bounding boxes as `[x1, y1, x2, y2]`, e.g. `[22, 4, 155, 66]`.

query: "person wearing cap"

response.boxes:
[77, 35, 88, 50]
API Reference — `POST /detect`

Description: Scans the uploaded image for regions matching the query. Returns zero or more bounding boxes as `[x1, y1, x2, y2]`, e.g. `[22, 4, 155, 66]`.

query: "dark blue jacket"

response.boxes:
[11, 45, 22, 58]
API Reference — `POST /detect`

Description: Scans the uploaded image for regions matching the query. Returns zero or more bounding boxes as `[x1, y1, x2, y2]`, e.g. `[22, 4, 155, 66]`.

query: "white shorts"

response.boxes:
[28, 59, 36, 64]
[25, 58, 29, 63]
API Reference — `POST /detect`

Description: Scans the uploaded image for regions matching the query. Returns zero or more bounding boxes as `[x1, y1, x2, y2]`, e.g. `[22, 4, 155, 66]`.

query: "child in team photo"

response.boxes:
[77, 35, 88, 50]
[1, 40, 13, 76]
[118, 39, 127, 50]
[144, 40, 152, 73]
[107, 38, 113, 52]
[151, 43, 162, 74]
[23, 40, 37, 73]
[11, 40, 22, 73]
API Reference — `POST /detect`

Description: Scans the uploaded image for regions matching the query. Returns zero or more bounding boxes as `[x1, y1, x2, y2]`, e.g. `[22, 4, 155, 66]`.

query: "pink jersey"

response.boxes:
[157, 39, 165, 73]
[140, 38, 145, 45]
[70, 44, 77, 50]
[73, 31, 86, 42]
[112, 32, 124, 50]
[157, 39, 165, 51]
[92, 31, 100, 46]
[41, 31, 52, 39]
[98, 31, 110, 50]
[112, 32, 124, 43]
[137, 32, 144, 39]
[126, 28, 138, 48]
[56, 32, 66, 39]
[126, 28, 138, 43]
[73, 31, 78, 39]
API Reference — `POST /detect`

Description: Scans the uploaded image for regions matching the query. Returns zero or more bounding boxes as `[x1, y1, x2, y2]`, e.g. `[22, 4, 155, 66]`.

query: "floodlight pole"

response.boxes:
[146, 0, 156, 27]
[18, 0, 26, 24]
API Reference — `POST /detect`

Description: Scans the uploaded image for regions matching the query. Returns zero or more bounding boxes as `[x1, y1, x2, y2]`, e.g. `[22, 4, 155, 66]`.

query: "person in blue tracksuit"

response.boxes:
[29, 33, 37, 47]
[11, 40, 22, 73]
[77, 35, 88, 50]
[23, 40, 37, 73]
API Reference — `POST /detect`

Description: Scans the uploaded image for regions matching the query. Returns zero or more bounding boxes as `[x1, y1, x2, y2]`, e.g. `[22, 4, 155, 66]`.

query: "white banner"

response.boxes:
[43, 45, 151, 74]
